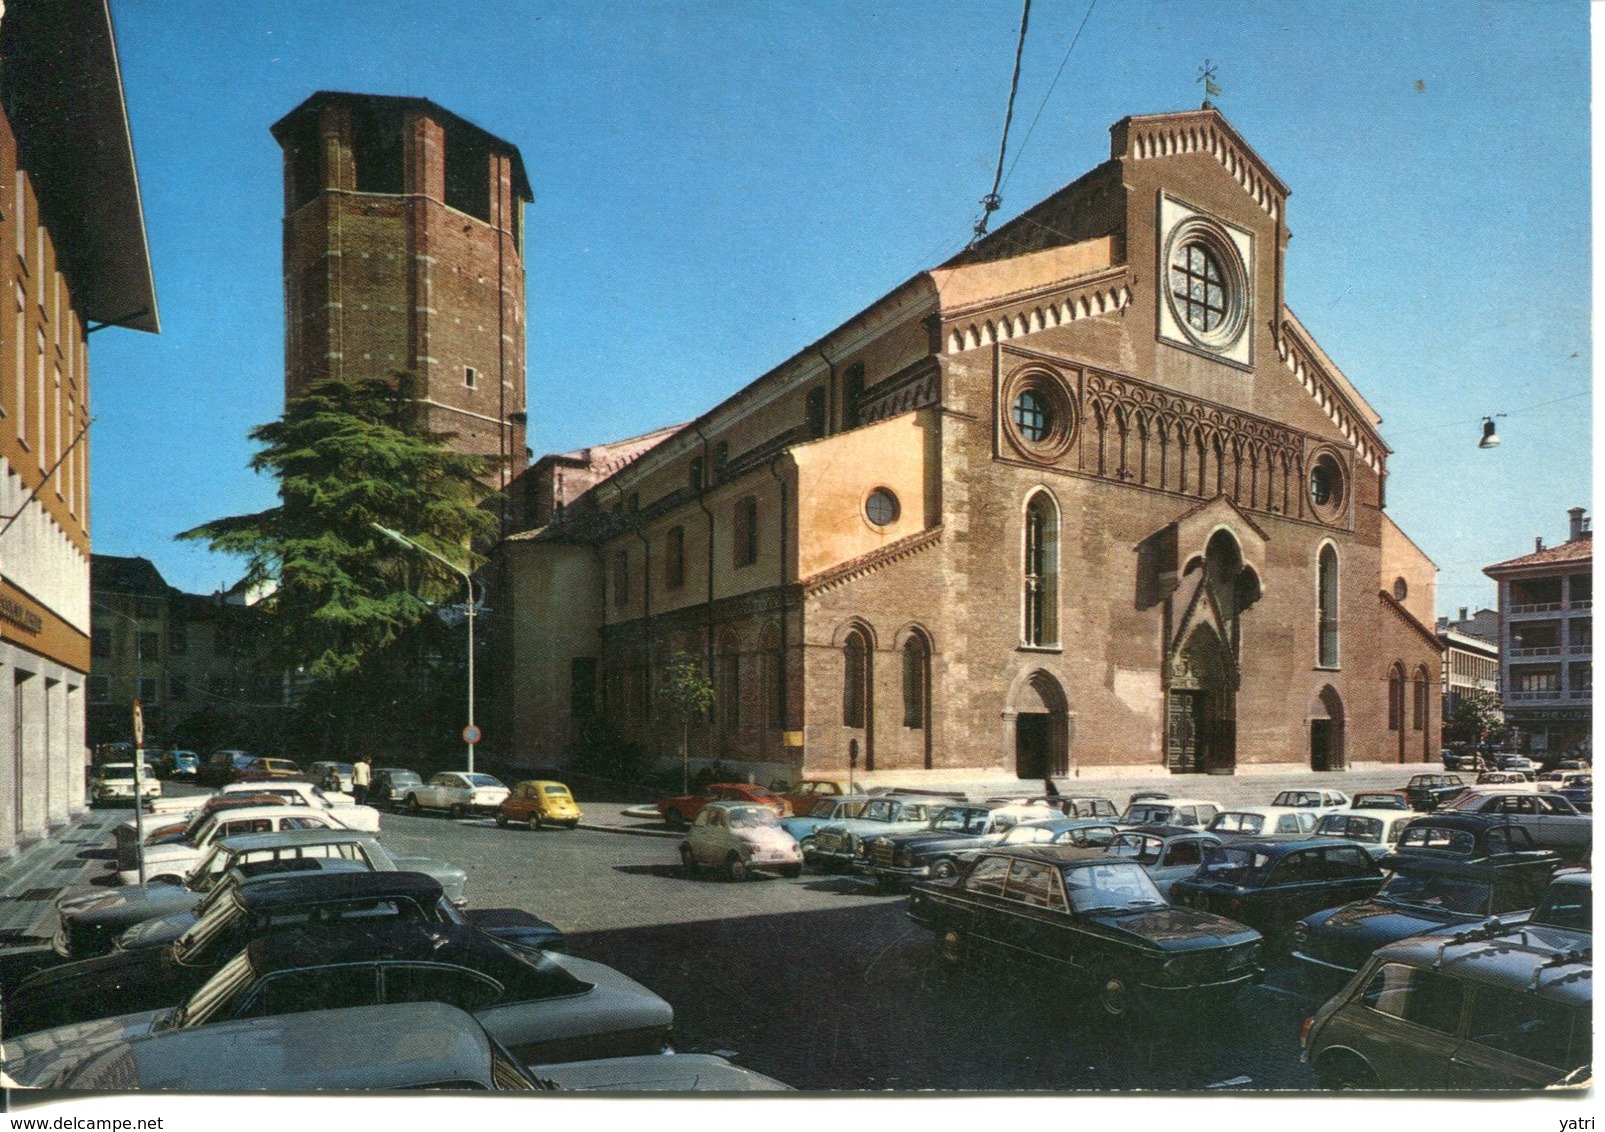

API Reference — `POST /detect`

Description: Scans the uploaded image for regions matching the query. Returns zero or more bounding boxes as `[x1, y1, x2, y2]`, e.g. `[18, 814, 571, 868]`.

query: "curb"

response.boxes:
[575, 820, 683, 840]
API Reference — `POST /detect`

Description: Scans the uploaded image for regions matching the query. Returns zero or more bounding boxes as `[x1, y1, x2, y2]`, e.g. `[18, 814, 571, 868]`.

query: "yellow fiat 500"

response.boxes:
[497, 781, 582, 830]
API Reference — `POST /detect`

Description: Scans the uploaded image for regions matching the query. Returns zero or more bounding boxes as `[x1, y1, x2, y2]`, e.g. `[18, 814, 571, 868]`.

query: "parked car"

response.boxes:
[1205, 807, 1318, 841]
[1475, 770, 1535, 786]
[116, 793, 290, 871]
[497, 780, 582, 830]
[907, 846, 1263, 1015]
[400, 771, 512, 817]
[1557, 778, 1592, 814]
[1270, 788, 1349, 810]
[3, 921, 675, 1076]
[8, 871, 516, 1036]
[12, 1002, 787, 1092]
[1033, 795, 1121, 820]
[1345, 791, 1412, 812]
[948, 817, 1121, 868]
[1493, 753, 1538, 774]
[53, 828, 468, 959]
[1290, 850, 1562, 985]
[778, 778, 851, 816]
[1392, 812, 1544, 860]
[862, 802, 1052, 888]
[116, 805, 351, 887]
[656, 782, 791, 828]
[154, 750, 200, 779]
[141, 778, 382, 834]
[1403, 773, 1467, 812]
[237, 757, 304, 782]
[808, 795, 947, 872]
[1300, 924, 1592, 1089]
[1430, 788, 1592, 861]
[780, 795, 872, 855]
[1310, 809, 1426, 860]
[89, 763, 161, 807]
[1117, 797, 1222, 829]
[1522, 868, 1591, 945]
[1104, 826, 1222, 898]
[681, 800, 802, 880]
[1441, 747, 1479, 772]
[1537, 769, 1592, 793]
[307, 761, 355, 792]
[197, 750, 254, 787]
[1170, 839, 1385, 945]
[369, 767, 422, 809]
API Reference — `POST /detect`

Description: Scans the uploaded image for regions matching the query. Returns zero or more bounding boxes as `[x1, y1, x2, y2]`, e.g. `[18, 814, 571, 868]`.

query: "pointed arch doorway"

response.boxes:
[1008, 670, 1071, 780]
[1309, 686, 1346, 770]
[1167, 624, 1236, 774]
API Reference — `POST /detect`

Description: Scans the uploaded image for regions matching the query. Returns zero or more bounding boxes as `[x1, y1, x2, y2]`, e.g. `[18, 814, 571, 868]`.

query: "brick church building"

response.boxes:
[504, 107, 1443, 783]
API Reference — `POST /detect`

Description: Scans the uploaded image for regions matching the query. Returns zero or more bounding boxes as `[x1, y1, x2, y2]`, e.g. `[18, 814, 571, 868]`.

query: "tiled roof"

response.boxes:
[90, 554, 172, 596]
[1484, 535, 1592, 574]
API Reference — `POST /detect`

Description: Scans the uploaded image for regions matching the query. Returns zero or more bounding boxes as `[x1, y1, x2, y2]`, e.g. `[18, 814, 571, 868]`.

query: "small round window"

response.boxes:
[865, 488, 900, 527]
[1001, 367, 1077, 462]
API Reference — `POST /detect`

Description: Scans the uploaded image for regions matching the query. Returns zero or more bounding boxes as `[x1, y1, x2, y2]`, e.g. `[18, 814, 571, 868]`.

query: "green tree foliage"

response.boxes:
[178, 375, 498, 679]
[1443, 687, 1506, 748]
[659, 651, 715, 793]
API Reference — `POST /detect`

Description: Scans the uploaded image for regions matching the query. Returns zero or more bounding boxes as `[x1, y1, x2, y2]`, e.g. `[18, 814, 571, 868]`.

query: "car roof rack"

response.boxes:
[1430, 918, 1532, 968]
[1530, 948, 1593, 993]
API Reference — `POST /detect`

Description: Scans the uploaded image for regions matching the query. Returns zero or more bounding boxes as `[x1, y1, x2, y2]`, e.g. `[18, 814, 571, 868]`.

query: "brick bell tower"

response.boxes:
[271, 91, 532, 496]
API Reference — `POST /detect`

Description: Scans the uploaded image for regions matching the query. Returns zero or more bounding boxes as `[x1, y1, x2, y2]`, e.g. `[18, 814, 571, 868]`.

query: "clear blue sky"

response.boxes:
[88, 0, 1590, 611]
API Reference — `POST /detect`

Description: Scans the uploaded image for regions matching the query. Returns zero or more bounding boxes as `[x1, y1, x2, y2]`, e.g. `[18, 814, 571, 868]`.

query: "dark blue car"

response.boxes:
[1168, 838, 1384, 945]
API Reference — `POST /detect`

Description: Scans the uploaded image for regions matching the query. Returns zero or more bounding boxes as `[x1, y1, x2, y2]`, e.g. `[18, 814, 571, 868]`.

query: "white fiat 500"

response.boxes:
[681, 801, 803, 881]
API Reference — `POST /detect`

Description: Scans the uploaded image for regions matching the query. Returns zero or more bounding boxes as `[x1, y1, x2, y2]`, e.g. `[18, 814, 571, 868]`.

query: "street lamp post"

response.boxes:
[372, 524, 477, 773]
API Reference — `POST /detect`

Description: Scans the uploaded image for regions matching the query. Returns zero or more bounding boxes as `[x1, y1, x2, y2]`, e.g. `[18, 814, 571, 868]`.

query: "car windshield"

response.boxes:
[385, 771, 421, 786]
[1351, 794, 1404, 810]
[463, 774, 504, 789]
[1211, 812, 1265, 834]
[542, 785, 569, 796]
[170, 949, 257, 1029]
[1197, 847, 1272, 883]
[1534, 883, 1591, 930]
[1061, 861, 1165, 912]
[1123, 804, 1172, 824]
[727, 806, 780, 829]
[172, 889, 247, 963]
[1107, 834, 1163, 865]
[1273, 793, 1313, 807]
[100, 765, 136, 781]
[1395, 827, 1476, 855]
[1377, 870, 1492, 914]
[1315, 815, 1383, 843]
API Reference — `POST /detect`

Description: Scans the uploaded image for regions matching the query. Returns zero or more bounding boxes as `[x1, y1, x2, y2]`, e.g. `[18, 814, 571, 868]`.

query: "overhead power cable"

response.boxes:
[1386, 389, 1590, 438]
[970, 0, 1033, 244]
[1001, 0, 1098, 194]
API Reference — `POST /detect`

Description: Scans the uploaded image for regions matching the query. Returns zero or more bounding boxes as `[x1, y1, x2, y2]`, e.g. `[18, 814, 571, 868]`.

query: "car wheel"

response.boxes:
[1315, 1054, 1378, 1091]
[1094, 968, 1138, 1017]
[930, 858, 958, 881]
[680, 844, 697, 876]
[725, 853, 748, 881]
[798, 835, 816, 859]
[528, 814, 541, 831]
[565, 819, 580, 830]
[449, 803, 466, 819]
[406, 794, 420, 812]
[495, 813, 508, 828]
[874, 874, 899, 894]
[664, 809, 687, 830]
[781, 864, 802, 879]
[936, 927, 966, 967]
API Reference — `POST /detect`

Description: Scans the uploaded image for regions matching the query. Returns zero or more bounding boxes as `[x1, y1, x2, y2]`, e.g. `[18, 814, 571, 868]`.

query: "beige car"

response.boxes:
[680, 800, 803, 880]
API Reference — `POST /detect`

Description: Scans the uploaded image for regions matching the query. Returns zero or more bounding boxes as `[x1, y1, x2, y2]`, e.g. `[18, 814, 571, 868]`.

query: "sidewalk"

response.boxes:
[0, 810, 121, 947]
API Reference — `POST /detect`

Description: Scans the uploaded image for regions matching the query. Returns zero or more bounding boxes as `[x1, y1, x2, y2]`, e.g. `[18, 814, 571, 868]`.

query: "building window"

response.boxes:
[688, 457, 704, 492]
[806, 387, 827, 439]
[714, 442, 729, 480]
[865, 488, 900, 528]
[88, 675, 110, 704]
[843, 629, 870, 729]
[137, 676, 159, 705]
[1161, 216, 1249, 353]
[665, 526, 686, 590]
[169, 674, 189, 702]
[844, 364, 865, 429]
[570, 658, 597, 718]
[613, 550, 629, 608]
[1387, 664, 1405, 731]
[1169, 242, 1229, 333]
[1013, 390, 1050, 441]
[137, 599, 160, 620]
[733, 497, 759, 568]
[1412, 668, 1427, 730]
[464, 366, 477, 389]
[1317, 545, 1339, 668]
[136, 632, 161, 661]
[1393, 577, 1408, 602]
[1002, 367, 1077, 462]
[719, 648, 740, 733]
[1308, 453, 1346, 521]
[902, 633, 930, 729]
[1023, 492, 1059, 647]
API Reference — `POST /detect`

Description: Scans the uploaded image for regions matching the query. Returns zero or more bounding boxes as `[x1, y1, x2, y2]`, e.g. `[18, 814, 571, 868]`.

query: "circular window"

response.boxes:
[1307, 453, 1346, 520]
[1163, 219, 1248, 352]
[865, 488, 900, 527]
[1001, 367, 1077, 462]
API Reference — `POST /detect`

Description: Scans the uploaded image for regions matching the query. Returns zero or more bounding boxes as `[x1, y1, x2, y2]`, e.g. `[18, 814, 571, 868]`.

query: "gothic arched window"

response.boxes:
[1388, 663, 1405, 732]
[1023, 493, 1059, 647]
[902, 633, 931, 729]
[843, 629, 870, 729]
[1317, 545, 1339, 668]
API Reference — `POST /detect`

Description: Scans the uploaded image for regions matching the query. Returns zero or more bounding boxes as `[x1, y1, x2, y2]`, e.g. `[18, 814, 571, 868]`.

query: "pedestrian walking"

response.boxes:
[352, 755, 372, 806]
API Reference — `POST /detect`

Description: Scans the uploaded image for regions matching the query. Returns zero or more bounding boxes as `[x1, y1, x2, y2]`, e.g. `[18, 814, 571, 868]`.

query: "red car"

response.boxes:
[656, 783, 791, 828]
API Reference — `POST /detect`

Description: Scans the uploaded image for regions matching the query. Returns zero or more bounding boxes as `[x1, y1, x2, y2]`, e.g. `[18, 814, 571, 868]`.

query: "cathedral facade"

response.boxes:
[502, 108, 1442, 782]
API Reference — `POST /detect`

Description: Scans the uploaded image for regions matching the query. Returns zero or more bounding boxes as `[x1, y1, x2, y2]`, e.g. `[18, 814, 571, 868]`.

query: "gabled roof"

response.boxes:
[1485, 535, 1592, 575]
[91, 555, 172, 596]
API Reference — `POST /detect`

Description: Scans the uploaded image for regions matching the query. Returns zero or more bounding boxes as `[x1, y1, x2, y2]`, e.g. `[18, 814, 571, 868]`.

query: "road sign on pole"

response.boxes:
[462, 724, 481, 745]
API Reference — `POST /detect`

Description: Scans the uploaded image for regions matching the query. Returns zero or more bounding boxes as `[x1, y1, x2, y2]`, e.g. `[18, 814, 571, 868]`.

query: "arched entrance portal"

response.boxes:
[1309, 686, 1346, 771]
[1167, 624, 1236, 774]
[1009, 670, 1070, 780]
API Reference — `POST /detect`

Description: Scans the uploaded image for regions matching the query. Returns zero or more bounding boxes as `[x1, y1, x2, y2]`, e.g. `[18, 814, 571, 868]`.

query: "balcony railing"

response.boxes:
[1568, 688, 1593, 700]
[1572, 600, 1592, 613]
[1508, 647, 1562, 658]
[1508, 690, 1565, 702]
[1509, 602, 1564, 615]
